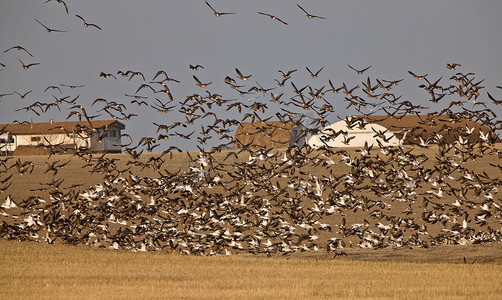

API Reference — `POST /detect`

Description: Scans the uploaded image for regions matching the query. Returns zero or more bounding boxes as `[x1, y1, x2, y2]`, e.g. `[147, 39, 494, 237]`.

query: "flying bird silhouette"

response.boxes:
[446, 63, 461, 70]
[408, 70, 428, 80]
[75, 15, 102, 30]
[99, 72, 117, 79]
[35, 18, 67, 33]
[487, 92, 502, 106]
[257, 11, 288, 25]
[45, 0, 69, 14]
[306, 66, 324, 78]
[348, 64, 372, 74]
[193, 75, 212, 87]
[235, 68, 252, 80]
[18, 59, 40, 70]
[60, 83, 85, 89]
[13, 90, 33, 99]
[296, 4, 326, 19]
[3, 46, 33, 57]
[190, 64, 204, 70]
[205, 1, 235, 17]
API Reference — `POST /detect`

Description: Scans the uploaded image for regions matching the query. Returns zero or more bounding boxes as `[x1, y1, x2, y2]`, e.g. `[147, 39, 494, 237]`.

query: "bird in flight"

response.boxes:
[296, 4, 326, 19]
[35, 19, 67, 33]
[76, 15, 102, 30]
[190, 64, 204, 70]
[0, 92, 14, 99]
[257, 11, 288, 25]
[193, 75, 212, 87]
[446, 63, 461, 70]
[408, 70, 428, 80]
[3, 46, 33, 57]
[278, 69, 297, 79]
[205, 1, 235, 17]
[45, 0, 69, 14]
[18, 59, 40, 70]
[348, 64, 372, 74]
[14, 90, 33, 99]
[487, 92, 502, 106]
[44, 85, 62, 93]
[235, 68, 251, 80]
[60, 83, 85, 89]
[99, 72, 117, 79]
[306, 66, 324, 78]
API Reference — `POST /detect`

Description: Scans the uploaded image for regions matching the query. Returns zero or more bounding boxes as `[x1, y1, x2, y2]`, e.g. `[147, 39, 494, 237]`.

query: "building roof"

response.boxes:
[360, 114, 486, 130]
[0, 120, 125, 135]
[357, 114, 499, 144]
[234, 121, 299, 149]
[307, 114, 499, 148]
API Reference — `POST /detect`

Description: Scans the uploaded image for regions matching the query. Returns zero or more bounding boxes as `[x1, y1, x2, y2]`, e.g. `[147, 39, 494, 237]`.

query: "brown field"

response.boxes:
[1, 145, 502, 258]
[1, 143, 502, 299]
[4, 144, 502, 200]
[2, 239, 501, 299]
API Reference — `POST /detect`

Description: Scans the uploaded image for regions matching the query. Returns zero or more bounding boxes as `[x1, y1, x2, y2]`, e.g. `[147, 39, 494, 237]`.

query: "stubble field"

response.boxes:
[1, 145, 502, 298]
[1, 239, 501, 299]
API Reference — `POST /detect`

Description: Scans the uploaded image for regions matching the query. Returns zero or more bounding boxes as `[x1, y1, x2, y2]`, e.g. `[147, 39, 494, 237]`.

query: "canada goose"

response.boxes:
[235, 68, 251, 80]
[306, 66, 323, 78]
[348, 64, 372, 74]
[487, 92, 502, 105]
[124, 93, 148, 100]
[127, 71, 145, 81]
[278, 69, 297, 78]
[205, 1, 235, 17]
[257, 11, 288, 25]
[18, 58, 39, 70]
[15, 103, 43, 116]
[296, 4, 326, 19]
[35, 18, 67, 32]
[0, 92, 13, 99]
[75, 15, 102, 30]
[135, 83, 155, 93]
[99, 72, 117, 79]
[3, 46, 33, 57]
[408, 70, 428, 80]
[189, 64, 204, 70]
[13, 90, 32, 99]
[60, 83, 85, 89]
[274, 77, 288, 87]
[193, 75, 212, 87]
[446, 63, 461, 70]
[45, 0, 69, 14]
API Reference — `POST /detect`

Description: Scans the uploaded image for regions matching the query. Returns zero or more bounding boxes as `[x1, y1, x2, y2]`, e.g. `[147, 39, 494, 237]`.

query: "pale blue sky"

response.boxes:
[1, 1, 501, 150]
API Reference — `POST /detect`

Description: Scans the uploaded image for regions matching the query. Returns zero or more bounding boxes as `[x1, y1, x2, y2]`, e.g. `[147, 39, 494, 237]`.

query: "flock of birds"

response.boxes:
[206, 2, 327, 24]
[1, 2, 502, 257]
[1, 62, 502, 256]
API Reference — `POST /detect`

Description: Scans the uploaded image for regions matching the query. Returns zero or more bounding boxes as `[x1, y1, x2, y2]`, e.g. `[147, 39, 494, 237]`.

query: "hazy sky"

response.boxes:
[1, 1, 501, 151]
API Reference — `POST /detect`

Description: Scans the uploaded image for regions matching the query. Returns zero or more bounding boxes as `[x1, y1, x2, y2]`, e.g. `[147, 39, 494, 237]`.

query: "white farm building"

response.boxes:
[0, 120, 125, 156]
[307, 114, 499, 148]
[308, 116, 401, 148]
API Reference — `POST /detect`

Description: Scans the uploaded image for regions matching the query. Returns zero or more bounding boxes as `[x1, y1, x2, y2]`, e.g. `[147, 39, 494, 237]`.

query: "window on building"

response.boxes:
[111, 130, 118, 137]
[31, 136, 41, 142]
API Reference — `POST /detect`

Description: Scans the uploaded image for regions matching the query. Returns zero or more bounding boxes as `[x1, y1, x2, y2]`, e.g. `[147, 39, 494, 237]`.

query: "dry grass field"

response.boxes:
[2, 239, 501, 299]
[2, 144, 502, 298]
